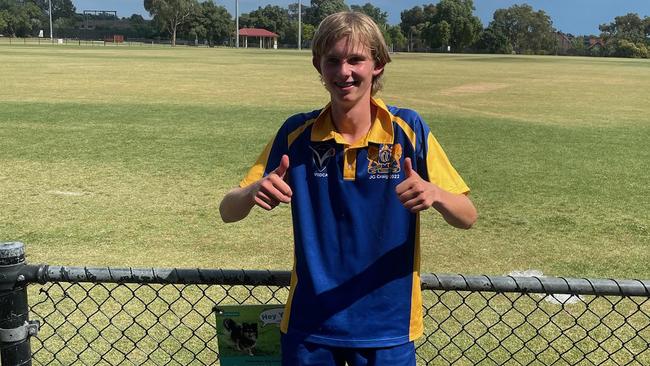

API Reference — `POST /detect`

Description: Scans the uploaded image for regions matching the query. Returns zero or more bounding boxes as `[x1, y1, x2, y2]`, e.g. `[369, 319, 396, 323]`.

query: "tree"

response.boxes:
[350, 3, 387, 26]
[476, 26, 511, 53]
[600, 13, 646, 45]
[386, 25, 407, 51]
[241, 5, 290, 41]
[426, 0, 482, 51]
[288, 2, 308, 22]
[33, 0, 75, 19]
[145, 0, 199, 46]
[305, 0, 348, 27]
[302, 22, 315, 42]
[612, 39, 648, 58]
[185, 1, 232, 46]
[200, 2, 232, 46]
[350, 2, 390, 45]
[285, 20, 315, 47]
[33, 0, 76, 37]
[0, 0, 42, 37]
[128, 14, 158, 38]
[486, 4, 556, 54]
[286, 2, 310, 47]
[568, 36, 587, 56]
[428, 20, 450, 50]
[400, 4, 437, 51]
[599, 13, 649, 57]
[0, 9, 9, 34]
[53, 14, 76, 35]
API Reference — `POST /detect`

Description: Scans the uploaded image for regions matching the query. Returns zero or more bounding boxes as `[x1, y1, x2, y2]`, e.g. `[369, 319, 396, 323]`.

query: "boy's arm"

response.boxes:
[396, 158, 477, 229]
[218, 185, 257, 223]
[219, 155, 292, 223]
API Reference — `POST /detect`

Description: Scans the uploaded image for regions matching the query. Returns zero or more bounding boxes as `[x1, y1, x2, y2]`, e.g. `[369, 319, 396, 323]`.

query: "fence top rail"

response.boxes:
[23, 265, 291, 287]
[421, 273, 650, 297]
[21, 265, 650, 297]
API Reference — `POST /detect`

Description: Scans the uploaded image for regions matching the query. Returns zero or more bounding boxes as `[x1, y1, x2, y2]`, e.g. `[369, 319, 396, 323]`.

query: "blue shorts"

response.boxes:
[281, 334, 416, 366]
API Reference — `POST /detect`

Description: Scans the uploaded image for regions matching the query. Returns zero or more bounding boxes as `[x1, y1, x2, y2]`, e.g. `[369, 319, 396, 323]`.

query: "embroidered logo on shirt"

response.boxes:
[367, 144, 402, 175]
[309, 144, 336, 176]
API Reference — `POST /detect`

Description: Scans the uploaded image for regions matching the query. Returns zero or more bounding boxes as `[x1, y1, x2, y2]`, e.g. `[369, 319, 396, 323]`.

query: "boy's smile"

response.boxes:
[314, 36, 384, 108]
[334, 80, 358, 89]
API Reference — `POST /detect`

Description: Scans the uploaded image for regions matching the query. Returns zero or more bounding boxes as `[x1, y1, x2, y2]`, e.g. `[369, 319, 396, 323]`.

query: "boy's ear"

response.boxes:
[312, 56, 322, 74]
[372, 62, 385, 77]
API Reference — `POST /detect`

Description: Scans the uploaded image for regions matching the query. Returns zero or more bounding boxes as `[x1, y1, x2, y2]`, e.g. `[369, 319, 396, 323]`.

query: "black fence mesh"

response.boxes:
[419, 290, 650, 365]
[25, 270, 650, 365]
[29, 282, 287, 365]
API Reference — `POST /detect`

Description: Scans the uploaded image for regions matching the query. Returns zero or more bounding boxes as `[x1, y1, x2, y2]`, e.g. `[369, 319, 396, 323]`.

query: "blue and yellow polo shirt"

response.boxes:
[240, 98, 469, 347]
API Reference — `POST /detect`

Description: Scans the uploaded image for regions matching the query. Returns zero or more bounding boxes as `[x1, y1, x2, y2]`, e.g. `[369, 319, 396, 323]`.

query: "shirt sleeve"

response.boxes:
[423, 132, 470, 195]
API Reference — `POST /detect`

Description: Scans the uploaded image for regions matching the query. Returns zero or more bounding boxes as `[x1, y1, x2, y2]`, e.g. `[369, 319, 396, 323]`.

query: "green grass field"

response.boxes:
[1, 44, 648, 279]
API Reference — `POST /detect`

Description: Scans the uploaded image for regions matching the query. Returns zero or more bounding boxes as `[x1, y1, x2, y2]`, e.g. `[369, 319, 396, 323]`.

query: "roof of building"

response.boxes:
[238, 28, 279, 38]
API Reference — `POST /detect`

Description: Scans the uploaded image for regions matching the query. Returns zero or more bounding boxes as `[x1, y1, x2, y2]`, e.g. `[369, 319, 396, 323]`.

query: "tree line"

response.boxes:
[0, 0, 76, 37]
[1, 0, 648, 58]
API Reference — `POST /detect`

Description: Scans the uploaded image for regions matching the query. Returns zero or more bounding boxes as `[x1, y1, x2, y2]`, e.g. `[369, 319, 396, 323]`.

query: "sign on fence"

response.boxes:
[215, 304, 284, 366]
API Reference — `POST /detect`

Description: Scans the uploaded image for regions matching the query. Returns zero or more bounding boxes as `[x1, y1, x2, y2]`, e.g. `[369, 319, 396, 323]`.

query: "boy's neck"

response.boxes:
[330, 99, 377, 145]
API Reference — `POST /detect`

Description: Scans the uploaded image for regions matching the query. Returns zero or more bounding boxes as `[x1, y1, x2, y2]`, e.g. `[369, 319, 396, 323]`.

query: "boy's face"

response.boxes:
[313, 36, 384, 108]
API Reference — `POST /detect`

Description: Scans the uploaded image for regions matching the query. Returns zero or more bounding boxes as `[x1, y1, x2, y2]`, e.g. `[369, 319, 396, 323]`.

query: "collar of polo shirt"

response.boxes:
[311, 98, 394, 147]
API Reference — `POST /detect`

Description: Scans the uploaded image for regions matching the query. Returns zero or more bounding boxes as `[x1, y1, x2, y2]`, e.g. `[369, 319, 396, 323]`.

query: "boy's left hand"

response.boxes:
[395, 157, 439, 213]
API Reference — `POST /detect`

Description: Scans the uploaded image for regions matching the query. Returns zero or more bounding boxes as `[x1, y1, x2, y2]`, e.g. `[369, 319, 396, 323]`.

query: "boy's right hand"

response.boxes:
[251, 155, 292, 210]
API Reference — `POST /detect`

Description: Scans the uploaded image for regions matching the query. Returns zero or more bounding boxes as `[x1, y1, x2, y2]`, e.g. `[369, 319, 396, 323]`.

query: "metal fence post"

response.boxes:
[0, 242, 37, 366]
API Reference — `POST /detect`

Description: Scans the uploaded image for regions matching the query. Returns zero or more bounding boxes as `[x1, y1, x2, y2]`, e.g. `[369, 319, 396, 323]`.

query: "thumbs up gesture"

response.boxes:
[396, 157, 439, 213]
[253, 154, 293, 210]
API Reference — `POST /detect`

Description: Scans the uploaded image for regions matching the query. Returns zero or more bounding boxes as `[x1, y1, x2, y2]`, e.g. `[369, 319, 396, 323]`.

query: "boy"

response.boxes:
[219, 11, 477, 366]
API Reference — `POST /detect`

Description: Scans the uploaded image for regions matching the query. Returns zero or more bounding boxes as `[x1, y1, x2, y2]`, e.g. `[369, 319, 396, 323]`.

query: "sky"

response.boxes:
[71, 0, 650, 36]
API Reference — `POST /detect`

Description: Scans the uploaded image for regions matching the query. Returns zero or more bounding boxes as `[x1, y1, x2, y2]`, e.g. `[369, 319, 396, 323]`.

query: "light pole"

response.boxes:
[48, 0, 53, 41]
[235, 0, 239, 48]
[298, 0, 301, 50]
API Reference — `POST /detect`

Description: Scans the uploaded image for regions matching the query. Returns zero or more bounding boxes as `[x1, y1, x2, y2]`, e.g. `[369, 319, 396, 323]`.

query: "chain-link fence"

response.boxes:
[2, 243, 650, 365]
[25, 267, 650, 365]
[27, 267, 290, 365]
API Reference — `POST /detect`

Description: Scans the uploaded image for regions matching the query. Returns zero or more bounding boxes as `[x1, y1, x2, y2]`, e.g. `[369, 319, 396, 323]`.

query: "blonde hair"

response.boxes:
[312, 12, 391, 96]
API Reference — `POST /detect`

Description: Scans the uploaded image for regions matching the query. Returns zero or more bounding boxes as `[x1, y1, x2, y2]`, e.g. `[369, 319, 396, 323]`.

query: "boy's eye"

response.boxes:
[326, 58, 339, 64]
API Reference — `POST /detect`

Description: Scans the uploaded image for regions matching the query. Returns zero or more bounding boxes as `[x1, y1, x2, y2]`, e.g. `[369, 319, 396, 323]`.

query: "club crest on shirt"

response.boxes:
[367, 144, 402, 175]
[310, 144, 336, 176]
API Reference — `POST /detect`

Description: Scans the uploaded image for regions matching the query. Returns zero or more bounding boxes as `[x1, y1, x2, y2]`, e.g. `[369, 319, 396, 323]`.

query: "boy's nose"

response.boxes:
[337, 62, 352, 77]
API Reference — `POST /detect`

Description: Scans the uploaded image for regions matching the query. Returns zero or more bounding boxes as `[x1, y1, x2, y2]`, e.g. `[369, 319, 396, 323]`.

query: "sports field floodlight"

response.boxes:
[48, 0, 53, 40]
[235, 0, 239, 48]
[298, 0, 302, 50]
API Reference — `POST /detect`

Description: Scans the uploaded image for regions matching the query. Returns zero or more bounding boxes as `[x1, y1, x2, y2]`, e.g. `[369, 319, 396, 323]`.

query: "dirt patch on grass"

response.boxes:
[441, 82, 509, 96]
